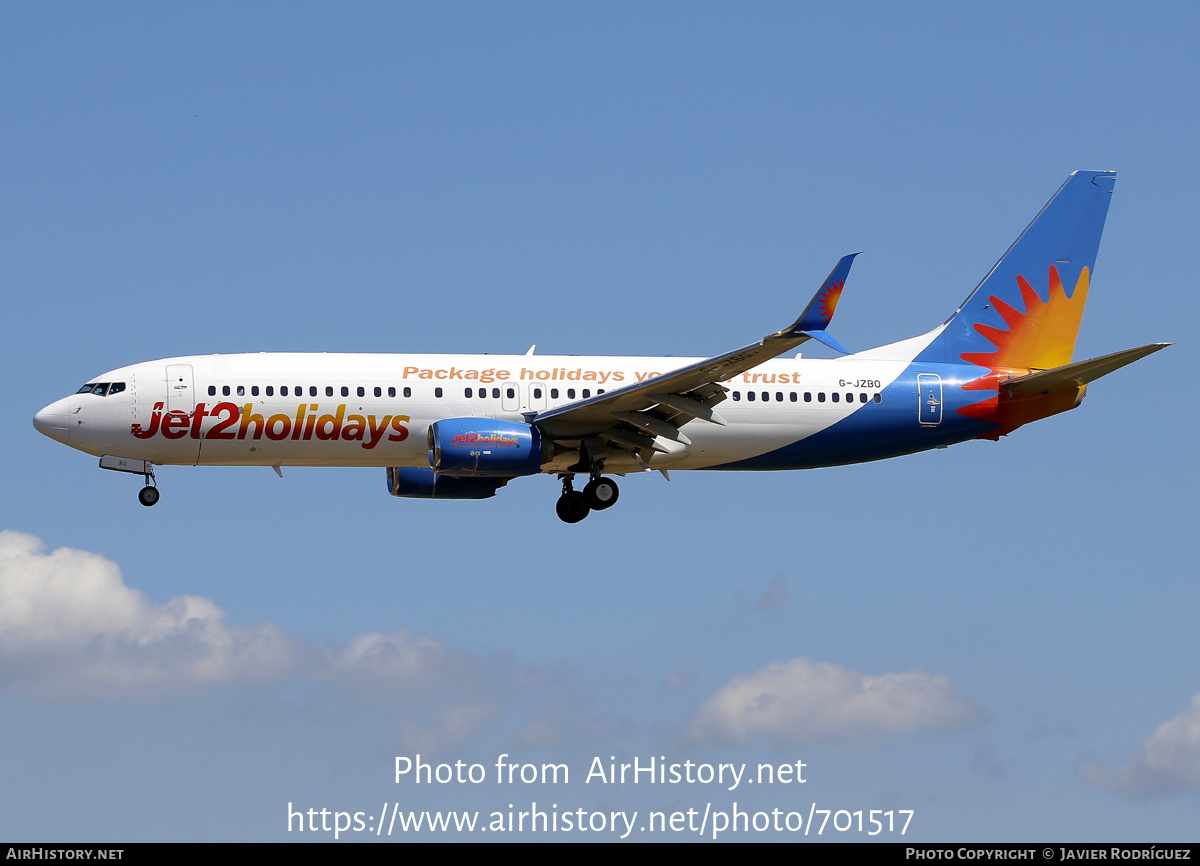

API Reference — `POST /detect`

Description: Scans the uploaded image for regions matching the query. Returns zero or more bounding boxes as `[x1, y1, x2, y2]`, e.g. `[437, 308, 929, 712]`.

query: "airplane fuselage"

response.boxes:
[34, 334, 1008, 476]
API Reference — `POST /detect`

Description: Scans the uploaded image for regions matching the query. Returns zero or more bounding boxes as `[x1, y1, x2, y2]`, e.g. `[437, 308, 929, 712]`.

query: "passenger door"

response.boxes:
[166, 365, 195, 415]
[917, 373, 942, 427]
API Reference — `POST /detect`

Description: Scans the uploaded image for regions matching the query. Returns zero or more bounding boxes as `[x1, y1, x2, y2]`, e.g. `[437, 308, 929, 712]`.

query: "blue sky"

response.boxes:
[2, 1, 1198, 841]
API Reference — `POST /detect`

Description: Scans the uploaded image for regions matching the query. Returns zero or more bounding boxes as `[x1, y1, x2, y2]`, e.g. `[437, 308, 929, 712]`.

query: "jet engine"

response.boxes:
[427, 418, 546, 478]
[385, 467, 507, 499]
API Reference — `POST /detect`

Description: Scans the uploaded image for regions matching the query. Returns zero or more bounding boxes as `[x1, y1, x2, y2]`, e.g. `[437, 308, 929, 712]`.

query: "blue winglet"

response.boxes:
[791, 252, 859, 333]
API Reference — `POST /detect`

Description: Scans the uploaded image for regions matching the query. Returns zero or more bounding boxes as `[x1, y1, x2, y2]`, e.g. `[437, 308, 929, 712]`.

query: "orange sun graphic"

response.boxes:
[957, 265, 1090, 438]
[816, 279, 844, 323]
[962, 265, 1089, 377]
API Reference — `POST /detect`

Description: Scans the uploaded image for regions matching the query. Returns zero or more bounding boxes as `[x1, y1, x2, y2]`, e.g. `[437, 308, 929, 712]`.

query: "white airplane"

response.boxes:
[34, 170, 1167, 522]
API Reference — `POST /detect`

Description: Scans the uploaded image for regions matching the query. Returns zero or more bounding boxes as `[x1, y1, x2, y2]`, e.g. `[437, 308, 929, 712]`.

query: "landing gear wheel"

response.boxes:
[138, 485, 160, 507]
[555, 491, 590, 523]
[583, 477, 619, 510]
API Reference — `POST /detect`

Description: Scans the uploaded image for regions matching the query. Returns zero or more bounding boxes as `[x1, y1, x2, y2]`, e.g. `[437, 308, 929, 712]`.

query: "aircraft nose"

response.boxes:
[33, 398, 71, 445]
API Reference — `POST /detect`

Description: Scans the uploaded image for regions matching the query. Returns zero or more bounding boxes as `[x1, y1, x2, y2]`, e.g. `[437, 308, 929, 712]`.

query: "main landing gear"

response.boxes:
[555, 471, 620, 523]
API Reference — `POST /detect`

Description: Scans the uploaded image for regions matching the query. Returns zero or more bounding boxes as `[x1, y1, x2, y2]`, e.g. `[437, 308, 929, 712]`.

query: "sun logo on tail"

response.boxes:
[962, 265, 1090, 376]
[957, 265, 1091, 438]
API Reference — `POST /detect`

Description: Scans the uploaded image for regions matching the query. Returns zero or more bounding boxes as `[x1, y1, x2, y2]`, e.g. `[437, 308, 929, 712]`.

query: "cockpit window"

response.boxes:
[76, 382, 124, 396]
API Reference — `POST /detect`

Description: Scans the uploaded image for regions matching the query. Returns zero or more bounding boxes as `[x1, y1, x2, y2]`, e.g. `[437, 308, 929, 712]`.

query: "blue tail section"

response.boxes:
[916, 170, 1116, 366]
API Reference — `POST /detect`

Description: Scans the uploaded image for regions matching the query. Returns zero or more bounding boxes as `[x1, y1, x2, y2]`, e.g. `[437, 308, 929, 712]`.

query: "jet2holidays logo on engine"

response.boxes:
[449, 431, 521, 448]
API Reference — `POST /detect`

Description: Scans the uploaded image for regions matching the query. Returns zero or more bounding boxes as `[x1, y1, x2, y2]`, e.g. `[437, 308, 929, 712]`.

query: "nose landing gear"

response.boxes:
[98, 456, 160, 507]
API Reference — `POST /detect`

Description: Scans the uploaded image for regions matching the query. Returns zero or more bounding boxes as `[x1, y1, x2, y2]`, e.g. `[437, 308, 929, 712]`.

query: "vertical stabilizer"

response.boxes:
[916, 170, 1116, 368]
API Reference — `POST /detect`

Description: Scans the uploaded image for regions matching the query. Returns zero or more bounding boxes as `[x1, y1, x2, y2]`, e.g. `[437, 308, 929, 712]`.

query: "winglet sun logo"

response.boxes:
[813, 278, 845, 326]
[957, 265, 1090, 438]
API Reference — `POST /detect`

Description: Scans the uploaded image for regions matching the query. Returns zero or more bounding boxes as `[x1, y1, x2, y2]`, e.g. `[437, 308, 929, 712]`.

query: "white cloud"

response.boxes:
[0, 531, 532, 751]
[686, 657, 980, 745]
[0, 530, 293, 695]
[1081, 694, 1200, 796]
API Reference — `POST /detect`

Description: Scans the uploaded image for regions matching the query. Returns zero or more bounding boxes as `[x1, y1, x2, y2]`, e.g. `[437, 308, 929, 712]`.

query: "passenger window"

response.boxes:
[325, 386, 333, 397]
[357, 387, 365, 397]
[598, 389, 605, 394]
[266, 386, 273, 396]
[818, 392, 826, 403]
[491, 388, 500, 399]
[775, 392, 783, 402]
[208, 386, 216, 396]
[859, 393, 867, 403]
[747, 391, 756, 401]
[281, 386, 289, 396]
[341, 386, 348, 397]
[295, 385, 302, 395]
[873, 393, 882, 403]
[804, 392, 812, 402]
[506, 387, 516, 399]
[582, 389, 590, 398]
[832, 393, 839, 403]
[435, 387, 443, 398]
[374, 387, 382, 397]
[465, 388, 473, 398]
[732, 391, 741, 401]
[845, 393, 853, 403]
[790, 392, 797, 402]
[551, 389, 559, 399]
[533, 388, 542, 399]
[761, 392, 768, 402]
[251, 386, 259, 396]
[237, 385, 245, 397]
[310, 386, 317, 397]
[401, 387, 409, 398]
[222, 385, 231, 396]
[567, 389, 576, 399]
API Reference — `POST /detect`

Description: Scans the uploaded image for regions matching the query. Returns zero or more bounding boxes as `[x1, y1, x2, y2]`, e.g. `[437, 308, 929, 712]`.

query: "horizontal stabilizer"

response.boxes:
[1002, 343, 1170, 393]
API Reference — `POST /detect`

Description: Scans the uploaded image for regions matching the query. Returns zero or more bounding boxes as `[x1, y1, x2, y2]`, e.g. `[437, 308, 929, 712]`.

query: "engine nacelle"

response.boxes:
[428, 418, 546, 478]
[386, 467, 506, 499]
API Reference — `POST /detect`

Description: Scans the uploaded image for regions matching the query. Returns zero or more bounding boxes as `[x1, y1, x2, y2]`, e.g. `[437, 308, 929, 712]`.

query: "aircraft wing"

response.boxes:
[531, 254, 859, 458]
